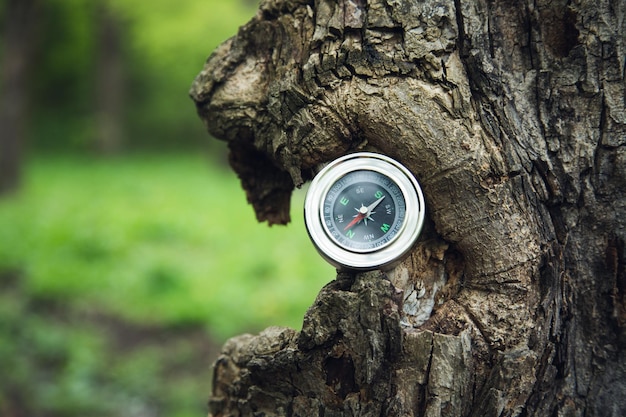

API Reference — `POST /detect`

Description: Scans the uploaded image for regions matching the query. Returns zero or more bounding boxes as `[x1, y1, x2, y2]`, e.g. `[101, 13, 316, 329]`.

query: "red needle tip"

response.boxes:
[343, 213, 365, 231]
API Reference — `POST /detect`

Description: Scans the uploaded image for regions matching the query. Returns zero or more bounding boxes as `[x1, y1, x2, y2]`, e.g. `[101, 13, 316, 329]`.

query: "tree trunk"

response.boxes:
[94, 0, 125, 154]
[0, 0, 38, 194]
[190, 0, 626, 415]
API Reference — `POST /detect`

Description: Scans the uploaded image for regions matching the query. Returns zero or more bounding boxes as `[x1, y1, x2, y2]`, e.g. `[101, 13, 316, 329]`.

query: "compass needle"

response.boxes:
[343, 213, 365, 231]
[366, 196, 385, 215]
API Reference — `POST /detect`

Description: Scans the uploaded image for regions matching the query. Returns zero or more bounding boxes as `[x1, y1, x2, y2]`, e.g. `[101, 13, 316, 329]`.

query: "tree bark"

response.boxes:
[190, 0, 626, 415]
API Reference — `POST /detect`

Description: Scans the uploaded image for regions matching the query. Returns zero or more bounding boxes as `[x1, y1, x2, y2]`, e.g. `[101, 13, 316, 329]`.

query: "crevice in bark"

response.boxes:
[538, 6, 580, 59]
[452, 0, 466, 55]
[607, 235, 626, 330]
[324, 352, 358, 399]
[456, 301, 496, 354]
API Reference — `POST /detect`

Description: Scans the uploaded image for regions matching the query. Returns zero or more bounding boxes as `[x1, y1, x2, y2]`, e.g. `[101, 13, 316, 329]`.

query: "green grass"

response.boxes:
[0, 152, 333, 339]
[0, 152, 334, 416]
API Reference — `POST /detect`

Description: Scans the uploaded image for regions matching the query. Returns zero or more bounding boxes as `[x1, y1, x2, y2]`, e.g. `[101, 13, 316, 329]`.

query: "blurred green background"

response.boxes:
[0, 1, 332, 416]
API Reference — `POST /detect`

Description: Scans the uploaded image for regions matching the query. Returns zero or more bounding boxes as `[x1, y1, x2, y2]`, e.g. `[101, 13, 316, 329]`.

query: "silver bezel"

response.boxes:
[304, 152, 426, 270]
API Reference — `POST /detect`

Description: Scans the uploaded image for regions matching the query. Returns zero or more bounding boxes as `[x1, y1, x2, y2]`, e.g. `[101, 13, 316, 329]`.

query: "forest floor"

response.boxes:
[0, 152, 331, 416]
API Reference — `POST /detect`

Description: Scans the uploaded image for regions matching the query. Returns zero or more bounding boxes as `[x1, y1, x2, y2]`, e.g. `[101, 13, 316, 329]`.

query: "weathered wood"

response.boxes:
[191, 0, 626, 415]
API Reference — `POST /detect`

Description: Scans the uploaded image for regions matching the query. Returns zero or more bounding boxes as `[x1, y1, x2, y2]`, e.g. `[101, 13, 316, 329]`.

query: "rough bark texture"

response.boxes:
[190, 0, 626, 415]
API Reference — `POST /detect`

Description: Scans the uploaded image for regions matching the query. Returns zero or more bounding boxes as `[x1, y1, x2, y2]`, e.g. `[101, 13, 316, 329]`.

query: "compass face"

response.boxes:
[304, 152, 426, 271]
[322, 170, 406, 252]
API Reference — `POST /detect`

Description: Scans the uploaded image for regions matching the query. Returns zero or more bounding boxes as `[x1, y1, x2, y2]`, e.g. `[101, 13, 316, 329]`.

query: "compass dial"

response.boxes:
[322, 170, 405, 252]
[304, 152, 426, 270]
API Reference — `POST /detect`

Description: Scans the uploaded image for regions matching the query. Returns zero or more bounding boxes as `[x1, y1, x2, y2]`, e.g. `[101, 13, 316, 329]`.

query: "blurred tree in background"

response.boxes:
[95, 0, 125, 154]
[0, 0, 39, 193]
[1, 0, 257, 160]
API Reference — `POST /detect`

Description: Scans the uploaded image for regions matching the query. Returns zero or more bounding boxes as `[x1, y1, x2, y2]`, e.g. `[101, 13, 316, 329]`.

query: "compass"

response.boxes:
[304, 152, 426, 270]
